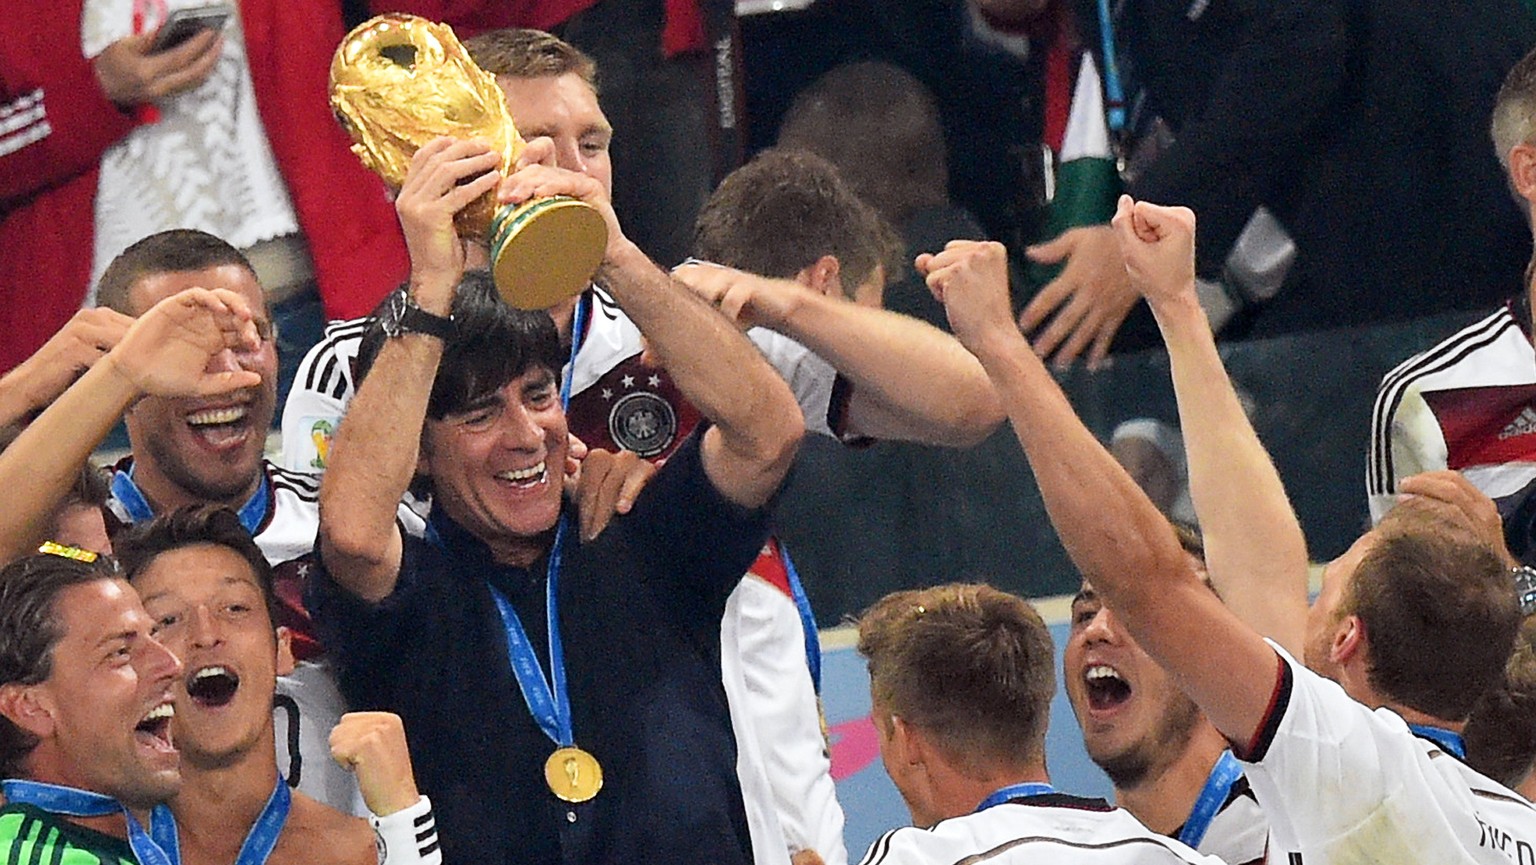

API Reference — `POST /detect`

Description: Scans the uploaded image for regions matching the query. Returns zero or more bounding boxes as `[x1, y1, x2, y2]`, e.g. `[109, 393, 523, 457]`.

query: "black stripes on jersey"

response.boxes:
[299, 317, 367, 400]
[1368, 308, 1519, 495]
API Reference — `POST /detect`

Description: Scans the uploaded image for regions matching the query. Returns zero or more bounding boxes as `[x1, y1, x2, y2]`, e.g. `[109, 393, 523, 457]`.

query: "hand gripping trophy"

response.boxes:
[330, 14, 608, 309]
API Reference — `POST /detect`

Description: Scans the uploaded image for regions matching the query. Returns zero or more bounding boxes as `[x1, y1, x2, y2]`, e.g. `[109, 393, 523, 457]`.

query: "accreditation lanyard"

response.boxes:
[975, 782, 1056, 812]
[1408, 724, 1466, 759]
[486, 291, 588, 751]
[1176, 750, 1242, 849]
[1094, 0, 1128, 134]
[2, 779, 180, 865]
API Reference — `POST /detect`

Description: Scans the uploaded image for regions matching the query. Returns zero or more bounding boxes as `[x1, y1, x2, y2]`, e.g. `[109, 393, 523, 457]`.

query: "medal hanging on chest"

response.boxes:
[545, 746, 604, 803]
[489, 296, 603, 803]
[490, 515, 605, 803]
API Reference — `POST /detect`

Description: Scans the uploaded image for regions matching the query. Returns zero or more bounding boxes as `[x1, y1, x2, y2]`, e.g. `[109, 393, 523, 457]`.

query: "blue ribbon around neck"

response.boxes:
[1177, 750, 1242, 849]
[778, 545, 822, 694]
[3, 779, 180, 865]
[975, 782, 1056, 812]
[1408, 724, 1466, 759]
[230, 778, 291, 865]
[489, 515, 575, 749]
[111, 464, 268, 534]
[484, 292, 589, 750]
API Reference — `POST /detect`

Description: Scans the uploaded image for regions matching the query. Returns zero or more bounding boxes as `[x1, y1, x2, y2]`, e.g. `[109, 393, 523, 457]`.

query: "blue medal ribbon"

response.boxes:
[485, 291, 589, 750]
[1176, 750, 1242, 849]
[975, 782, 1055, 812]
[489, 515, 575, 749]
[111, 464, 269, 534]
[231, 778, 290, 865]
[2, 779, 180, 865]
[778, 545, 822, 694]
[1408, 724, 1466, 759]
[561, 291, 591, 408]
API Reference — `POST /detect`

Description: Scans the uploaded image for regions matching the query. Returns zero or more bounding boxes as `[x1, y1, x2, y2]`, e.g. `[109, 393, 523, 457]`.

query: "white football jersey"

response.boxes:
[108, 459, 423, 816]
[1238, 644, 1536, 864]
[860, 794, 1227, 865]
[1367, 305, 1536, 523]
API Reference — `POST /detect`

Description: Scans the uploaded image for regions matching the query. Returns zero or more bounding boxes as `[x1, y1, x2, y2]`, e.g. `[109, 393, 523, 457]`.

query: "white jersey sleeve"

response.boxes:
[1236, 643, 1536, 863]
[722, 575, 846, 865]
[281, 317, 367, 472]
[1368, 306, 1536, 523]
[746, 328, 839, 439]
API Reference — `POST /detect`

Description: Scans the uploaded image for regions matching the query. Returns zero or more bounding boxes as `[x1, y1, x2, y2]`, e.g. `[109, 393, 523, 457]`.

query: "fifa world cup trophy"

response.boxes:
[330, 14, 607, 309]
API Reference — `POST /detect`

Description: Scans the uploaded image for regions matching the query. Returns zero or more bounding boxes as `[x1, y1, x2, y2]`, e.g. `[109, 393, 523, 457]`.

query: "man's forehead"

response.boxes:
[134, 545, 262, 603]
[499, 72, 608, 129]
[129, 265, 266, 316]
[57, 580, 146, 643]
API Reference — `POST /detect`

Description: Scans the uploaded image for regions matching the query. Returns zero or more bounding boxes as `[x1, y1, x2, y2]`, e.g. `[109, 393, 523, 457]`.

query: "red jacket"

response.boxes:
[0, 0, 411, 373]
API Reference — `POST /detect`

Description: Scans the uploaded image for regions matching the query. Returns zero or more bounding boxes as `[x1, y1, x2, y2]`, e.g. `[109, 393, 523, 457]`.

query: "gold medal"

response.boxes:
[545, 746, 603, 802]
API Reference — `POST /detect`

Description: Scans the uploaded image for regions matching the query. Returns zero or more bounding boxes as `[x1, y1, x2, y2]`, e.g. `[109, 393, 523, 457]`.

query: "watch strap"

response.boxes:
[398, 303, 457, 341]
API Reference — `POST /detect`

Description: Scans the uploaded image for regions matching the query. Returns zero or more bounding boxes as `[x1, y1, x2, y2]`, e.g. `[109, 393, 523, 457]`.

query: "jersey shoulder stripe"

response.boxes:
[0, 804, 135, 865]
[298, 316, 367, 394]
[1368, 308, 1520, 492]
[270, 469, 322, 504]
[859, 828, 900, 865]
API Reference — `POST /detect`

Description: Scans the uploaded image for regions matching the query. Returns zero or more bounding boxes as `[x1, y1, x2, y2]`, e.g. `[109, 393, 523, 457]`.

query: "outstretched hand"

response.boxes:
[1109, 195, 1199, 313]
[105, 287, 262, 398]
[672, 262, 806, 331]
[916, 240, 1016, 357]
[330, 712, 421, 817]
[1017, 224, 1135, 370]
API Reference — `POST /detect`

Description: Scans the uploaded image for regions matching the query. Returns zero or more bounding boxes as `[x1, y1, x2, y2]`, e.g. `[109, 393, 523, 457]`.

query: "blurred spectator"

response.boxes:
[1004, 0, 1536, 366]
[743, 0, 1046, 258]
[0, 1, 412, 404]
[777, 61, 990, 331]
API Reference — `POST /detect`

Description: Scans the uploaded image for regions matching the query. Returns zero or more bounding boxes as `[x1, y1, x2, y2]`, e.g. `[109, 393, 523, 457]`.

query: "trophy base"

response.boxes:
[489, 196, 608, 310]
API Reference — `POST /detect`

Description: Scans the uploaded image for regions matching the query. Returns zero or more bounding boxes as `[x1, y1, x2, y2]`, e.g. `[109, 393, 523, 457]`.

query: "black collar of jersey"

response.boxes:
[990, 792, 1116, 813]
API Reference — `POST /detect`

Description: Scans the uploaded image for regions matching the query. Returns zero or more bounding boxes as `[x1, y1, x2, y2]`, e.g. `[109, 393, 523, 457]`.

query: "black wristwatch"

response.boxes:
[380, 290, 456, 341]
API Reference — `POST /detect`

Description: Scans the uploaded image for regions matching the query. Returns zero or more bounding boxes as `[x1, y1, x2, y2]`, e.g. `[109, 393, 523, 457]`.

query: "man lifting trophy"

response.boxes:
[330, 14, 607, 309]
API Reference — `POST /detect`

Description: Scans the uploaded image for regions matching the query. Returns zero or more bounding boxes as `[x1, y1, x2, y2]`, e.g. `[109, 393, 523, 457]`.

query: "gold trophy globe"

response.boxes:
[330, 14, 607, 310]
